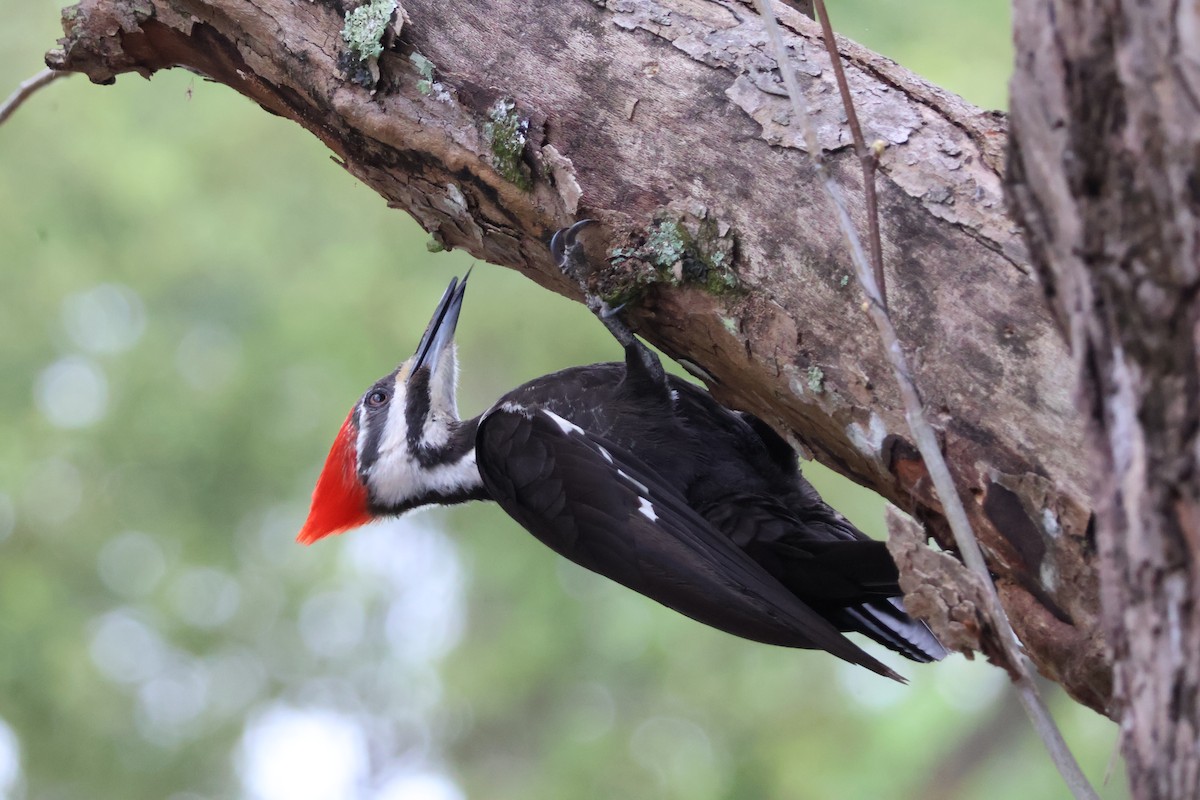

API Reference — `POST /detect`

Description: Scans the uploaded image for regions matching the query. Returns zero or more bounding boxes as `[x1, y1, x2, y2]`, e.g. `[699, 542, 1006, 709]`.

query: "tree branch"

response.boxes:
[0, 68, 67, 126]
[46, 0, 1110, 713]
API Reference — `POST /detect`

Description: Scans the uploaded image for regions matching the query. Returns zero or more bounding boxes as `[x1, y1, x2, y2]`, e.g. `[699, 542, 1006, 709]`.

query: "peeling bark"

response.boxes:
[1008, 1, 1200, 796]
[47, 0, 1109, 714]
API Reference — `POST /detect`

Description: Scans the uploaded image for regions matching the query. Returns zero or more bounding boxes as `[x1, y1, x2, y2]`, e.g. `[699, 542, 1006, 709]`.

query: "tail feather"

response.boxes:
[836, 597, 948, 663]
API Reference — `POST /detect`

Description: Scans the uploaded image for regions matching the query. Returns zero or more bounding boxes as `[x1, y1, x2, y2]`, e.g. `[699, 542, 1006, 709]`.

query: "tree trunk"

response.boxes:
[1008, 2, 1200, 797]
[47, 0, 1111, 715]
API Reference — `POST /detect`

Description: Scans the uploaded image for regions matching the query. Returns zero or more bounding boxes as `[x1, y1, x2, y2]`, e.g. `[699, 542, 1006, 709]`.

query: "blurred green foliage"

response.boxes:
[0, 1, 1126, 799]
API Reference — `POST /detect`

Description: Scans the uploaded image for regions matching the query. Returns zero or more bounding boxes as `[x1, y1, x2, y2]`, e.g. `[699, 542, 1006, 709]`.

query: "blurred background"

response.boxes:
[0, 1, 1126, 798]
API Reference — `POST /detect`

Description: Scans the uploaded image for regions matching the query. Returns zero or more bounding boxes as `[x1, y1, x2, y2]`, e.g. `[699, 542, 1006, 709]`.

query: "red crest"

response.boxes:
[297, 410, 371, 544]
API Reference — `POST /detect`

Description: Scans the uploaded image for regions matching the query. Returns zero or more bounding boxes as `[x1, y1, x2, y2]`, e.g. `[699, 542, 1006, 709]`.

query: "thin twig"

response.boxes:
[0, 69, 68, 127]
[809, 0, 885, 309]
[750, 2, 1101, 799]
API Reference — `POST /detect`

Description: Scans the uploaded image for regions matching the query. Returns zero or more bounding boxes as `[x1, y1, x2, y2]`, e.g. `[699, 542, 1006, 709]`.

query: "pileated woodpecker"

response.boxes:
[299, 221, 946, 680]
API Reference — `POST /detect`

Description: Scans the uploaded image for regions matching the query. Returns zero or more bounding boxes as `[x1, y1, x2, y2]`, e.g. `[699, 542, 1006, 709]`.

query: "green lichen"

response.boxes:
[705, 267, 739, 295]
[483, 99, 531, 190]
[839, 274, 850, 288]
[601, 279, 658, 309]
[410, 52, 435, 94]
[426, 236, 446, 253]
[599, 211, 742, 307]
[689, 215, 739, 295]
[410, 52, 434, 80]
[806, 366, 825, 394]
[342, 0, 396, 63]
[720, 316, 739, 336]
[58, 3, 82, 39]
[608, 246, 637, 266]
[644, 221, 687, 269]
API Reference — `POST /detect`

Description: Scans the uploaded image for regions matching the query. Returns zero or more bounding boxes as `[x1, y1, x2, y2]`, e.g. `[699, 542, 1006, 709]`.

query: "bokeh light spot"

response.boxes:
[170, 566, 241, 629]
[89, 609, 167, 685]
[629, 715, 728, 799]
[299, 590, 366, 658]
[135, 655, 211, 744]
[97, 531, 167, 598]
[61, 283, 147, 355]
[207, 649, 268, 719]
[836, 659, 908, 711]
[563, 682, 615, 743]
[0, 717, 21, 798]
[934, 656, 1008, 712]
[34, 355, 109, 429]
[344, 519, 464, 666]
[375, 769, 465, 800]
[238, 706, 367, 800]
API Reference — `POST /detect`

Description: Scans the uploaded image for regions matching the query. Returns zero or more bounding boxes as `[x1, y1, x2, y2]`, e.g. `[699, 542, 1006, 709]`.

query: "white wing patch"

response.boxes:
[532, 407, 660, 525]
[542, 409, 585, 436]
[616, 468, 650, 495]
[637, 497, 658, 522]
[496, 401, 532, 418]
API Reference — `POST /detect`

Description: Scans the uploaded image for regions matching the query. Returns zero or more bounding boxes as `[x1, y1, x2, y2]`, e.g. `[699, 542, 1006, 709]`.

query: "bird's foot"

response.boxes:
[551, 220, 636, 348]
[550, 219, 596, 284]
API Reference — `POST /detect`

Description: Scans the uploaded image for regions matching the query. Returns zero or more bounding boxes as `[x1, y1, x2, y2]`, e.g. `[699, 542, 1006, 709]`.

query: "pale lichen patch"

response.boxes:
[540, 144, 583, 215]
[847, 412, 889, 457]
[409, 51, 452, 102]
[339, 0, 404, 90]
[442, 183, 468, 216]
[609, 207, 740, 298]
[483, 99, 532, 190]
[806, 365, 825, 394]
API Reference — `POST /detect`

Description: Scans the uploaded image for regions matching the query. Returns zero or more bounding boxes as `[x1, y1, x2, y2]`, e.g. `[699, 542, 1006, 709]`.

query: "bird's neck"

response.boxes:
[372, 416, 489, 516]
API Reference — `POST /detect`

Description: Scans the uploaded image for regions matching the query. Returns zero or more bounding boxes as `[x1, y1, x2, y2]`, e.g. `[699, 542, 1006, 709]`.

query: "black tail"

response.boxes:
[833, 598, 948, 663]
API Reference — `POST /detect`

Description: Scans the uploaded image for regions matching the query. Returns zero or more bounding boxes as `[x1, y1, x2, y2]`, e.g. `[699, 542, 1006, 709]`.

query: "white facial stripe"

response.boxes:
[420, 409, 453, 449]
[368, 447, 481, 508]
[356, 404, 369, 469]
[363, 363, 482, 509]
[375, 373, 412, 466]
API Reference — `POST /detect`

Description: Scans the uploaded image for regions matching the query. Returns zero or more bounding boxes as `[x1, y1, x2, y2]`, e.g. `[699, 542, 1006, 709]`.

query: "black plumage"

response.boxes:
[475, 349, 944, 680]
[299, 225, 947, 680]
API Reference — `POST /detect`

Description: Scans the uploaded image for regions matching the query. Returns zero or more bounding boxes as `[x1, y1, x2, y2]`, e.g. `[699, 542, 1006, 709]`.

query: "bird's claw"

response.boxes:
[551, 220, 636, 349]
[584, 295, 623, 319]
[600, 301, 626, 319]
[550, 219, 597, 278]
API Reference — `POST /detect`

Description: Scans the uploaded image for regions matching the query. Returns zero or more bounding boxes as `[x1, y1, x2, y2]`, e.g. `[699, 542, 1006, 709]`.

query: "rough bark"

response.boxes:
[47, 0, 1110, 713]
[1008, 1, 1200, 797]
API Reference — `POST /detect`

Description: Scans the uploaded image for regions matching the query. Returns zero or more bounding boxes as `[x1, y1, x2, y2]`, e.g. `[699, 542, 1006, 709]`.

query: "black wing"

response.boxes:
[698, 486, 947, 663]
[476, 405, 904, 681]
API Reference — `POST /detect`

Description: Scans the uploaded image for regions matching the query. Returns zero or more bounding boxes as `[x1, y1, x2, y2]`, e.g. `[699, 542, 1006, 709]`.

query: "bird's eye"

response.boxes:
[366, 388, 390, 408]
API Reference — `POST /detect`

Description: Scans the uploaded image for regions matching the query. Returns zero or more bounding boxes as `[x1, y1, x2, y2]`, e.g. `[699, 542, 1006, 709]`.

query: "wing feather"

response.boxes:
[476, 407, 903, 680]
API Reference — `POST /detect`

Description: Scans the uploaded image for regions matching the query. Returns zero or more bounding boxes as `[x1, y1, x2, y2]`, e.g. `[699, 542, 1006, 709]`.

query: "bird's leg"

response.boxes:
[551, 220, 637, 349]
[551, 220, 668, 389]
